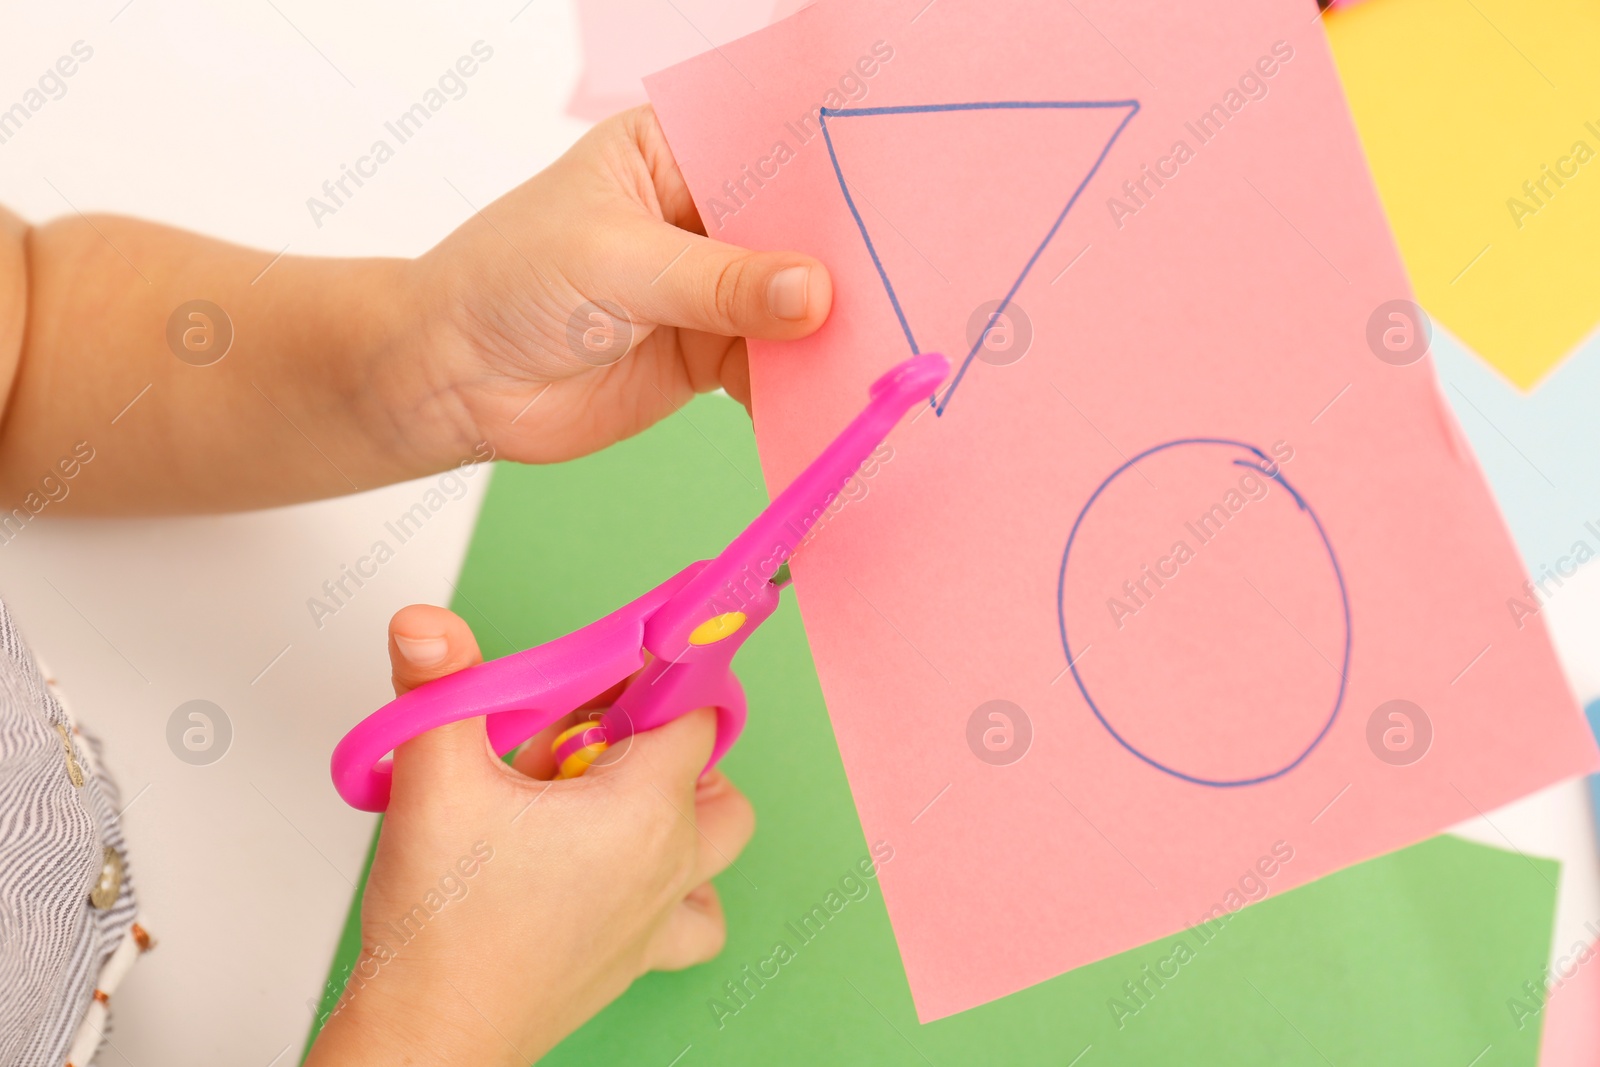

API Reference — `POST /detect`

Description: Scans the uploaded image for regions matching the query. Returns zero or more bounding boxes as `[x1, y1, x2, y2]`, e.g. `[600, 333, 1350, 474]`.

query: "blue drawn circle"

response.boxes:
[1057, 438, 1351, 787]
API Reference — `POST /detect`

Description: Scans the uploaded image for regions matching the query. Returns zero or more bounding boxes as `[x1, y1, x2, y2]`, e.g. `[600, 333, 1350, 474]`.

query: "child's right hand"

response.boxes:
[305, 604, 755, 1066]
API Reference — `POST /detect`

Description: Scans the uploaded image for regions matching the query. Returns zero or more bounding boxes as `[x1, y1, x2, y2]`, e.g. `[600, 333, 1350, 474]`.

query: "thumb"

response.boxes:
[603, 215, 832, 341]
[388, 603, 483, 695]
[591, 705, 717, 803]
[387, 604, 491, 796]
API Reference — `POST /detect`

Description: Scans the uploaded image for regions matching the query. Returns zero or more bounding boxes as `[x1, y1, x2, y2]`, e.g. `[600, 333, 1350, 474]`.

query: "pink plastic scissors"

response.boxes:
[330, 352, 948, 812]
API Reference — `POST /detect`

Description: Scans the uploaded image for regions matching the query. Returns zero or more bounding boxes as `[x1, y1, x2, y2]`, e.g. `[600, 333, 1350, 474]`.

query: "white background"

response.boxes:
[0, 2, 1597, 1064]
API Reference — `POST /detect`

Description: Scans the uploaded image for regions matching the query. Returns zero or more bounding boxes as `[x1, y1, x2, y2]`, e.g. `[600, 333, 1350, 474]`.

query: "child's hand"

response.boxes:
[305, 604, 755, 1066]
[403, 104, 832, 468]
[0, 105, 829, 511]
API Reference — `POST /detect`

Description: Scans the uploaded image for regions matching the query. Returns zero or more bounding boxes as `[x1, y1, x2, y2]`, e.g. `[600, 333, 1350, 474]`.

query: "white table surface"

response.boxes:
[1, 4, 1596, 1065]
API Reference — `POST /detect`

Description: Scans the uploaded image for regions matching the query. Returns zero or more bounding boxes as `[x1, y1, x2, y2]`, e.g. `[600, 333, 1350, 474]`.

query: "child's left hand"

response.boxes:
[406, 104, 832, 468]
[0, 106, 830, 510]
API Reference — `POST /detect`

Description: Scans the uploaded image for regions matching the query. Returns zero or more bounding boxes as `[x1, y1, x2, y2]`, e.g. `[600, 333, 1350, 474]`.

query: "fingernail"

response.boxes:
[696, 769, 727, 796]
[766, 266, 810, 321]
[394, 635, 449, 667]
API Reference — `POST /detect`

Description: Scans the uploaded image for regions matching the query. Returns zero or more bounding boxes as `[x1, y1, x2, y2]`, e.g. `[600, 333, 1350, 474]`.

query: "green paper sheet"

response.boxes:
[306, 395, 1557, 1065]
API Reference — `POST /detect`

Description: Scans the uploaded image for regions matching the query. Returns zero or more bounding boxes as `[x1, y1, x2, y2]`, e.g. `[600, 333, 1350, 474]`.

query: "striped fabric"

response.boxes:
[0, 600, 138, 1067]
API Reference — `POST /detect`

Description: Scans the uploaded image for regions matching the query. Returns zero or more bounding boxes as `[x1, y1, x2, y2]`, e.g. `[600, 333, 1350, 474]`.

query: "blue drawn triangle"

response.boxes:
[820, 100, 1139, 416]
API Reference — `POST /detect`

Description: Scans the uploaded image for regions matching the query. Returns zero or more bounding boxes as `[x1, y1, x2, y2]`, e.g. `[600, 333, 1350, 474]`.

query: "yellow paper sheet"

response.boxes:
[1326, 0, 1600, 389]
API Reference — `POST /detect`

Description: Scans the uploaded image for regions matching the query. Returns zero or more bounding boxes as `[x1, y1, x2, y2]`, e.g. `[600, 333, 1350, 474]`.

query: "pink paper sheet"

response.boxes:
[647, 0, 1600, 1020]
[567, 0, 781, 121]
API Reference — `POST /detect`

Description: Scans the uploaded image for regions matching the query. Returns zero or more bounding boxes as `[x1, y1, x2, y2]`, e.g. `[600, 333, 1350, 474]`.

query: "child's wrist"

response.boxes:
[308, 974, 515, 1067]
[334, 254, 488, 481]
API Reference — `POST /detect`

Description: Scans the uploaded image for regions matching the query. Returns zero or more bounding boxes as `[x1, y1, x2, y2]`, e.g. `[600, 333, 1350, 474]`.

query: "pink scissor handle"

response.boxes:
[599, 575, 779, 769]
[329, 564, 702, 812]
